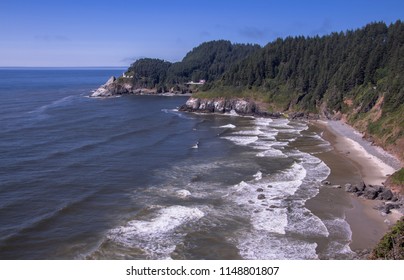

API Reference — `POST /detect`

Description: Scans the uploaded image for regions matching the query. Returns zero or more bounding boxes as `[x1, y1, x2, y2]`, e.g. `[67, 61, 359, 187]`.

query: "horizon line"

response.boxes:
[0, 66, 128, 69]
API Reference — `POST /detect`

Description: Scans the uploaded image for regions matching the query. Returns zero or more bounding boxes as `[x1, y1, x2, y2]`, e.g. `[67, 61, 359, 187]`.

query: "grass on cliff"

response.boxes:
[367, 103, 404, 145]
[194, 86, 298, 112]
[195, 86, 264, 99]
[391, 168, 404, 185]
[371, 218, 404, 260]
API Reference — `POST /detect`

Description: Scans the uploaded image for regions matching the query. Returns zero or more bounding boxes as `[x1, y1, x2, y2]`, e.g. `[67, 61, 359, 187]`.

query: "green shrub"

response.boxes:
[371, 218, 404, 259]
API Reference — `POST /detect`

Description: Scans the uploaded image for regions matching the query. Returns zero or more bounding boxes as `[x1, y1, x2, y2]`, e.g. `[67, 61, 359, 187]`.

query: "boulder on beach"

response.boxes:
[357, 181, 366, 192]
[378, 189, 394, 201]
[363, 186, 380, 200]
[345, 183, 357, 192]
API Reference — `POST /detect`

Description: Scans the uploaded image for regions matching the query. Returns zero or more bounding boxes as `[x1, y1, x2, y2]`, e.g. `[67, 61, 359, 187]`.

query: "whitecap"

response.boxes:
[225, 162, 308, 237]
[286, 207, 329, 238]
[221, 135, 259, 146]
[176, 189, 191, 198]
[161, 108, 194, 120]
[220, 124, 236, 129]
[236, 233, 319, 260]
[254, 118, 273, 126]
[233, 128, 265, 136]
[251, 207, 288, 234]
[256, 148, 287, 158]
[253, 171, 262, 181]
[320, 218, 355, 259]
[107, 205, 204, 259]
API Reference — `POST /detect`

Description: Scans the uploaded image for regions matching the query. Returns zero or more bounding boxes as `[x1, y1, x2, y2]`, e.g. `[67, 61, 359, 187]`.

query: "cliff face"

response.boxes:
[90, 76, 158, 97]
[179, 97, 325, 120]
[179, 97, 282, 117]
[90, 76, 117, 97]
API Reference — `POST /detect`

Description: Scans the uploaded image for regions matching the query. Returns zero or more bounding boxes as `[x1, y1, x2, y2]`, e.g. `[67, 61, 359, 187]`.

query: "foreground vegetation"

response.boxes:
[391, 168, 404, 185]
[371, 218, 404, 259]
[124, 41, 260, 90]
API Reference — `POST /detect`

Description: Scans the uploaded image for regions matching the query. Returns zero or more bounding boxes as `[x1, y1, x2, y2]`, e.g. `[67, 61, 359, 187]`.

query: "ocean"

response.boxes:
[0, 69, 353, 259]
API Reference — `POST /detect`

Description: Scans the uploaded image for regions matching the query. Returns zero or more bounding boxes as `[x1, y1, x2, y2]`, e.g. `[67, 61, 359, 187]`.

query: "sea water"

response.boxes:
[0, 69, 353, 259]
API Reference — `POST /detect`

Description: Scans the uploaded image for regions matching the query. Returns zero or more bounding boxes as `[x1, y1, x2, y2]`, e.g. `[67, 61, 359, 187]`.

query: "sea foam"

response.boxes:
[108, 205, 204, 259]
[220, 124, 236, 129]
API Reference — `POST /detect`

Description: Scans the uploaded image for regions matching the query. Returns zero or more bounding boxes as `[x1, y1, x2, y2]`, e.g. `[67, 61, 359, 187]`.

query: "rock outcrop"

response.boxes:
[90, 76, 118, 97]
[344, 181, 404, 214]
[179, 97, 281, 117]
[90, 76, 159, 97]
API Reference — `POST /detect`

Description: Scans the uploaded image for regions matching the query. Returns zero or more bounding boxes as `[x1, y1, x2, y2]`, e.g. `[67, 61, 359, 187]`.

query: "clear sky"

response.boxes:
[1, 0, 403, 67]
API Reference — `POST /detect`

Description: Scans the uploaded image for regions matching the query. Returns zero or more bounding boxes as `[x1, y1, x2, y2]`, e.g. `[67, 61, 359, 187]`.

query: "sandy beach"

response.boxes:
[308, 120, 402, 256]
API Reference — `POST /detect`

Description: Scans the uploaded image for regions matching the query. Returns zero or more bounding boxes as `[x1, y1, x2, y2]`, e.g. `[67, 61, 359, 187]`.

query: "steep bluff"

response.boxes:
[179, 97, 282, 117]
[179, 97, 325, 120]
[90, 76, 159, 97]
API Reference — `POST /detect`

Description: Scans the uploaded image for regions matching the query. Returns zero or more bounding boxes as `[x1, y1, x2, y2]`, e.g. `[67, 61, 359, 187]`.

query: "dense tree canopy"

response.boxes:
[220, 21, 404, 113]
[125, 40, 260, 90]
[127, 58, 171, 88]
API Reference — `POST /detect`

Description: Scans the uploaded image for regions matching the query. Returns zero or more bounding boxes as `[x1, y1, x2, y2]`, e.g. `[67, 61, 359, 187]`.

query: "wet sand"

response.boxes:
[307, 120, 402, 255]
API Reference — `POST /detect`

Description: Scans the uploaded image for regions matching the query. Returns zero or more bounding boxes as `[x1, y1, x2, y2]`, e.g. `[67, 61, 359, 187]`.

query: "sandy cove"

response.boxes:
[307, 120, 402, 256]
[323, 120, 401, 185]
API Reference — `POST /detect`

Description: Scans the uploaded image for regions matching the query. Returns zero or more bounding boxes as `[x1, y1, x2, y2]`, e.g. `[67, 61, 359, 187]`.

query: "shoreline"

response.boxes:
[89, 91, 193, 98]
[179, 107, 402, 257]
[308, 120, 402, 256]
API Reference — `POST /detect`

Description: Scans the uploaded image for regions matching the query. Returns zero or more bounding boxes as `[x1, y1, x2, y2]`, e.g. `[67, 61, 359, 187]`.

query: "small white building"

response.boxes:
[122, 72, 133, 78]
[186, 79, 206, 85]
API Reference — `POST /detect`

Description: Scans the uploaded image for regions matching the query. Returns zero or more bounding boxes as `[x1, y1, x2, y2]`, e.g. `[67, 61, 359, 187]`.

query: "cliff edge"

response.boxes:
[90, 76, 158, 97]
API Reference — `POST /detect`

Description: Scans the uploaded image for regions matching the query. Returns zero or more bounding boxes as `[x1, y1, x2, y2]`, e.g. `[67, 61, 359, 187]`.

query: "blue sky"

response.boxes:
[1, 0, 403, 67]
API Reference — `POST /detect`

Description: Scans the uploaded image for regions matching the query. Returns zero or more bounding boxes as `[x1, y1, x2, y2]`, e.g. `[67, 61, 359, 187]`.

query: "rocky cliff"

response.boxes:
[90, 76, 198, 97]
[178, 97, 324, 120]
[90, 76, 158, 97]
[179, 97, 283, 117]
